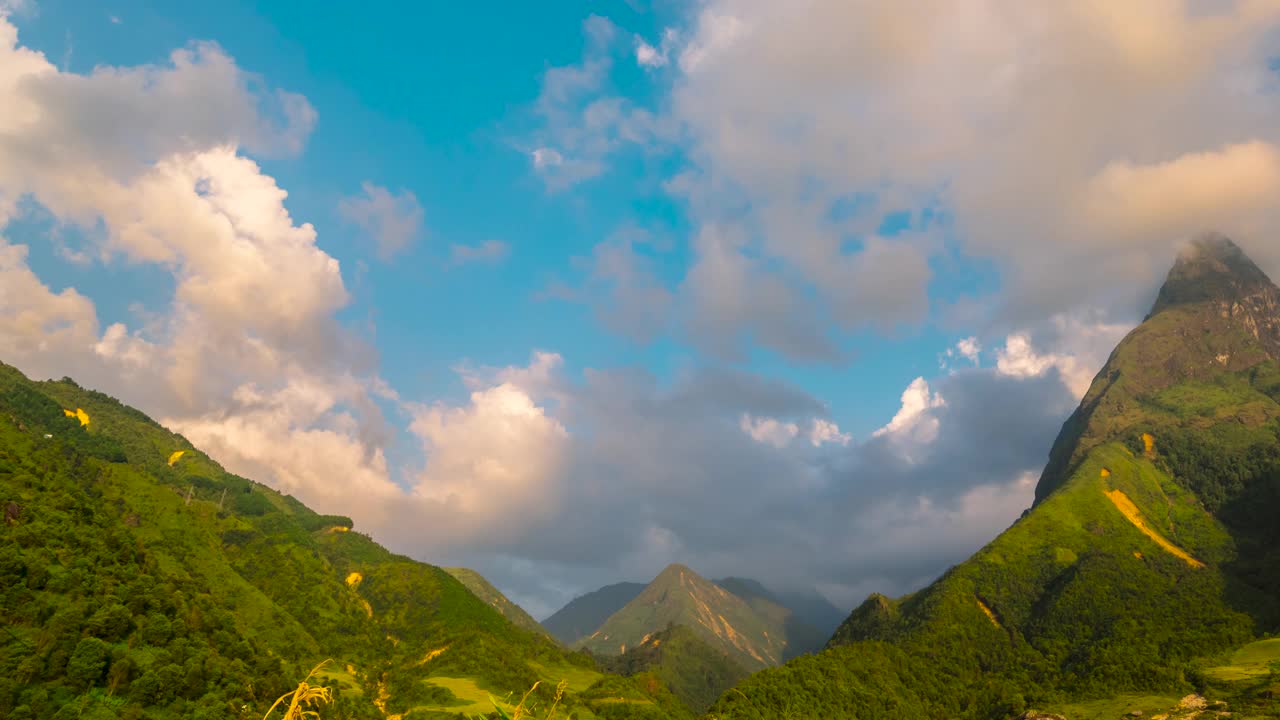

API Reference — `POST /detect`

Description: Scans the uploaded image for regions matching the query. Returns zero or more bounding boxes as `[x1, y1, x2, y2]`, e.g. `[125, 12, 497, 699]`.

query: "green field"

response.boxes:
[416, 676, 516, 716]
[527, 660, 605, 692]
[1205, 638, 1280, 682]
[315, 663, 364, 697]
[1050, 694, 1182, 720]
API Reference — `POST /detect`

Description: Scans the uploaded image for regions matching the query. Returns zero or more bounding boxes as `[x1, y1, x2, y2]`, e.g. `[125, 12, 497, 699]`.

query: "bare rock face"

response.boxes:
[124, 513, 140, 527]
[1015, 712, 1067, 720]
[4, 501, 19, 524]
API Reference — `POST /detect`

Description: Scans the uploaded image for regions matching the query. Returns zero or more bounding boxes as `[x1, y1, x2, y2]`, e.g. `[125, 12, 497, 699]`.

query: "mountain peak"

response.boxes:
[654, 563, 697, 582]
[1149, 233, 1277, 317]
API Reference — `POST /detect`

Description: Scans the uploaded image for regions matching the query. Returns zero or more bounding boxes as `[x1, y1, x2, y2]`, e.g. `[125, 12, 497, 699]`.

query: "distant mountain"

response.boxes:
[543, 581, 646, 644]
[577, 564, 791, 671]
[715, 576, 844, 650]
[712, 234, 1280, 719]
[712, 577, 826, 658]
[600, 624, 750, 713]
[443, 566, 552, 639]
[0, 362, 688, 719]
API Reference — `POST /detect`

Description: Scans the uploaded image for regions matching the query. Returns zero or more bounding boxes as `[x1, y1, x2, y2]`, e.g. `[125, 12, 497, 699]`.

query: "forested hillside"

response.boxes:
[0, 363, 690, 720]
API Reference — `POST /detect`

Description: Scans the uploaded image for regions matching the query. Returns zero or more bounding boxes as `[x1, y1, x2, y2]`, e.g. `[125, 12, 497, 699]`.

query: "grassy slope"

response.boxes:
[443, 567, 552, 640]
[601, 624, 750, 713]
[0, 363, 673, 720]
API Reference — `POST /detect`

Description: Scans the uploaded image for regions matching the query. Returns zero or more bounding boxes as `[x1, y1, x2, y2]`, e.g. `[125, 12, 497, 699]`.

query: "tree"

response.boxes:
[65, 637, 109, 690]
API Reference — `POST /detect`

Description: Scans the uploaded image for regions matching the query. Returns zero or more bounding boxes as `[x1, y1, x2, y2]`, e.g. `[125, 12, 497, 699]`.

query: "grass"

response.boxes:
[526, 660, 603, 693]
[1204, 638, 1280, 682]
[417, 676, 518, 716]
[314, 663, 363, 697]
[1051, 694, 1182, 719]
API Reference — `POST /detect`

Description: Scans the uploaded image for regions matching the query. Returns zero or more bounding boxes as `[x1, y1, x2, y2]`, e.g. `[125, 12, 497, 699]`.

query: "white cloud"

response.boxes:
[995, 314, 1131, 398]
[635, 28, 678, 69]
[955, 337, 981, 364]
[654, 0, 1280, 356]
[0, 14, 387, 528]
[739, 413, 800, 448]
[808, 418, 850, 447]
[531, 147, 563, 169]
[338, 181, 424, 260]
[874, 377, 945, 440]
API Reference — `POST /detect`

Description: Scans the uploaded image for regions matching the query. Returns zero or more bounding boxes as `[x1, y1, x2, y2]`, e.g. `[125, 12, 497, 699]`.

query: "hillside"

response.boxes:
[443, 567, 552, 640]
[600, 624, 749, 713]
[0, 363, 689, 720]
[577, 564, 790, 671]
[544, 582, 647, 645]
[710, 235, 1280, 719]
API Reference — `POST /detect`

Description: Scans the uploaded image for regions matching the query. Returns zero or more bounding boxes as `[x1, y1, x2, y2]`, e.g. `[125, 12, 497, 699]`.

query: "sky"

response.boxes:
[3, 0, 1280, 619]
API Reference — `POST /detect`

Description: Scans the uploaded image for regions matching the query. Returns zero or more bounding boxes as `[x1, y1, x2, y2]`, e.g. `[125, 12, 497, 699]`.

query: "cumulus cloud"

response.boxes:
[339, 181, 424, 260]
[526, 1, 1280, 360]
[0, 14, 387, 526]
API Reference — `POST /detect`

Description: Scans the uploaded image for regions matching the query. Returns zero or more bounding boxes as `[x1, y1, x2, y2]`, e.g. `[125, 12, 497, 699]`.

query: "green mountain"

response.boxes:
[0, 362, 688, 720]
[599, 624, 749, 713]
[543, 582, 647, 645]
[711, 235, 1280, 719]
[443, 567, 552, 640]
[576, 564, 791, 672]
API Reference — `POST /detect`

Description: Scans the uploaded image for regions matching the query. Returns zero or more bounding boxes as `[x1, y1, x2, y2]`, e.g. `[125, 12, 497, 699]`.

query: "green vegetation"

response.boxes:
[0, 362, 673, 719]
[600, 625, 749, 713]
[444, 568, 554, 640]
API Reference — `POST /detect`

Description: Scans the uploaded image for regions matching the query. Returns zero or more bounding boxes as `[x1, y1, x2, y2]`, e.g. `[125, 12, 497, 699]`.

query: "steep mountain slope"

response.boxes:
[600, 624, 749, 713]
[577, 564, 789, 671]
[711, 235, 1280, 719]
[544, 581, 647, 645]
[444, 567, 552, 639]
[0, 363, 678, 720]
[714, 577, 837, 656]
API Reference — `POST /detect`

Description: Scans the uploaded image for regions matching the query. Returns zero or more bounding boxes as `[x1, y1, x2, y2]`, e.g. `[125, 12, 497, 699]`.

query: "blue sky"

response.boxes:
[11, 0, 962, 439]
[3, 1, 1279, 615]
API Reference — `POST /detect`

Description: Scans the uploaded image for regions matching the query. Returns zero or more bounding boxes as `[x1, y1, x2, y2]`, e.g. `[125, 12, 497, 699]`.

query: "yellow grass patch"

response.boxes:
[421, 646, 449, 665]
[167, 450, 185, 467]
[1100, 467, 1111, 478]
[1104, 489, 1204, 568]
[975, 597, 1000, 628]
[346, 572, 363, 587]
[64, 408, 90, 426]
[1141, 432, 1156, 456]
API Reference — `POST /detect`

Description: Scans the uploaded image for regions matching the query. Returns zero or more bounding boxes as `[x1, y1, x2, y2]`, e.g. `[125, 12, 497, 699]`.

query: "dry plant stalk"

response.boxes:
[263, 659, 335, 720]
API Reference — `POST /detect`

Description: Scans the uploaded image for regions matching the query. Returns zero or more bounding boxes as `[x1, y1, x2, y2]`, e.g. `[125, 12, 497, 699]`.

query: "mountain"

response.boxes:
[711, 576, 829, 655]
[599, 624, 750, 712]
[443, 566, 552, 639]
[577, 564, 791, 671]
[711, 235, 1280, 719]
[543, 581, 646, 645]
[0, 362, 689, 720]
